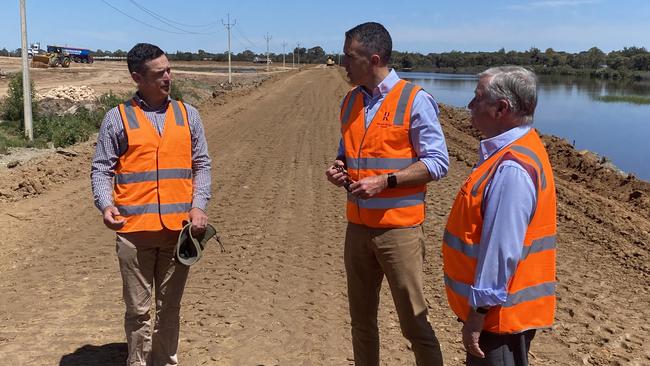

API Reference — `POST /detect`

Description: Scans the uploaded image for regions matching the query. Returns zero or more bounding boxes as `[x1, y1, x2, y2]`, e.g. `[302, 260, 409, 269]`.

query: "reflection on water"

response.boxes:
[399, 71, 650, 181]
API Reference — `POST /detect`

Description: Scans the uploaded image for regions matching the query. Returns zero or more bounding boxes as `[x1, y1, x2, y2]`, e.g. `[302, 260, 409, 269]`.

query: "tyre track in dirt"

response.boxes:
[0, 65, 649, 365]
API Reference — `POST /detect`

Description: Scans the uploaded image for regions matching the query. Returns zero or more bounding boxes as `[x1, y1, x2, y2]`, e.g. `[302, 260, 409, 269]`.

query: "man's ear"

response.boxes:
[370, 54, 381, 66]
[131, 71, 142, 84]
[495, 99, 510, 118]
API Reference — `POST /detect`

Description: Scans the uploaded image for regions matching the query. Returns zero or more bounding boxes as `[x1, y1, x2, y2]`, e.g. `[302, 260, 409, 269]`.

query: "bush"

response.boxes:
[33, 107, 98, 147]
[2, 72, 38, 126]
[32, 91, 129, 148]
[170, 81, 183, 101]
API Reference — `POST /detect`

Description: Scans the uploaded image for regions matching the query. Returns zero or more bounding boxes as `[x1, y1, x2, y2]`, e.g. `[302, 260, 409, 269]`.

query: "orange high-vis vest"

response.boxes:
[114, 99, 193, 233]
[340, 80, 426, 228]
[442, 129, 557, 333]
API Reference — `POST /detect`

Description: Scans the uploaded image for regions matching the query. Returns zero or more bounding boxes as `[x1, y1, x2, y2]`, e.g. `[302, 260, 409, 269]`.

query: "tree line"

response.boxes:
[392, 46, 650, 80]
[3, 45, 649, 79]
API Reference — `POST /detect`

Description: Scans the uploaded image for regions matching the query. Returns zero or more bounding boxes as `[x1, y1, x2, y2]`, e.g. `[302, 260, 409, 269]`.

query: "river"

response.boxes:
[399, 71, 650, 181]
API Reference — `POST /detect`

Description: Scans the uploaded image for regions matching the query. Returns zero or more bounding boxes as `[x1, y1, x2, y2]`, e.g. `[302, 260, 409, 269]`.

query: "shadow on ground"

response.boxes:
[59, 343, 127, 366]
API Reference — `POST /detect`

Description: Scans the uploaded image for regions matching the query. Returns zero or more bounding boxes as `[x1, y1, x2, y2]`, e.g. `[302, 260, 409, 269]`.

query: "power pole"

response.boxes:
[296, 42, 301, 68]
[281, 41, 287, 69]
[19, 0, 33, 141]
[222, 13, 236, 84]
[292, 46, 295, 69]
[264, 33, 272, 72]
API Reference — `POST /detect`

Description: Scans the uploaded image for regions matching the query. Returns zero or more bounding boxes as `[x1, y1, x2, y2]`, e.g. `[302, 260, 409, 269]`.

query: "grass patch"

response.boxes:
[0, 90, 127, 153]
[595, 94, 650, 105]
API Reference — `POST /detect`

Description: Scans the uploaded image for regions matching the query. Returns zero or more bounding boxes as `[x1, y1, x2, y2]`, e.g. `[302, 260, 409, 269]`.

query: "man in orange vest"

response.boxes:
[326, 22, 449, 365]
[442, 66, 557, 366]
[91, 43, 212, 365]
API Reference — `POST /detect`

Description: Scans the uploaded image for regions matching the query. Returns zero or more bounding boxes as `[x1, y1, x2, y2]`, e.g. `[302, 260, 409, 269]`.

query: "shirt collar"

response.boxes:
[478, 125, 532, 163]
[360, 69, 400, 99]
[133, 92, 170, 112]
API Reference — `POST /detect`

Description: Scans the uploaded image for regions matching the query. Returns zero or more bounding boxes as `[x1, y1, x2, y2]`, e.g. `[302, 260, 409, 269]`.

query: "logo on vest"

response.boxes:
[377, 111, 392, 127]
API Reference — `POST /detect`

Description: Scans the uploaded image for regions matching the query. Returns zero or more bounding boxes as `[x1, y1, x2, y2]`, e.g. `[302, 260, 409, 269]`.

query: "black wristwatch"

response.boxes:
[474, 306, 490, 314]
[387, 173, 397, 188]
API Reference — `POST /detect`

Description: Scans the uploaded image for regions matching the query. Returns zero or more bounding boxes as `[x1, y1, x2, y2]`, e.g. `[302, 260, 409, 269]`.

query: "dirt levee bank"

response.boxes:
[0, 66, 648, 365]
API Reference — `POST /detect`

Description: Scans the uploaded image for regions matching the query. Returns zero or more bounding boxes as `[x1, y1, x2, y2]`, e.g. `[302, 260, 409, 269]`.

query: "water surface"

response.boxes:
[400, 71, 650, 181]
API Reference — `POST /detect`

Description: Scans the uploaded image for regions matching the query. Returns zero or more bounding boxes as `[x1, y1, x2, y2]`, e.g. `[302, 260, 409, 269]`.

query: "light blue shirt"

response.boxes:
[337, 70, 449, 180]
[469, 125, 537, 308]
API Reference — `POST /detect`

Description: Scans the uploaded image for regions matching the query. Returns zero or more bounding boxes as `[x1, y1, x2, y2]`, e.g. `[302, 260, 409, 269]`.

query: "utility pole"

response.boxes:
[296, 42, 301, 68]
[264, 33, 272, 72]
[292, 47, 295, 69]
[19, 0, 33, 141]
[222, 13, 236, 84]
[281, 41, 287, 69]
[338, 53, 341, 66]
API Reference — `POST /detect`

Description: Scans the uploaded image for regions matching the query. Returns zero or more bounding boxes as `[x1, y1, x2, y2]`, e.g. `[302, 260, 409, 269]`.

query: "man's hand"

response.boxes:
[462, 309, 486, 358]
[189, 207, 208, 235]
[102, 206, 126, 231]
[349, 174, 388, 199]
[326, 160, 349, 187]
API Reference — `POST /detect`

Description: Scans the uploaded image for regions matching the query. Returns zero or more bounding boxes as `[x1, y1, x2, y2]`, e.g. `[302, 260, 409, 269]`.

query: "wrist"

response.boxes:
[386, 172, 397, 189]
[472, 306, 490, 315]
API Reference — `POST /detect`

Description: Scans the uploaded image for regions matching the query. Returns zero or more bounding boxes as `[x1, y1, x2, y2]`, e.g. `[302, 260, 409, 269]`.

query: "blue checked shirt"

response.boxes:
[91, 93, 212, 213]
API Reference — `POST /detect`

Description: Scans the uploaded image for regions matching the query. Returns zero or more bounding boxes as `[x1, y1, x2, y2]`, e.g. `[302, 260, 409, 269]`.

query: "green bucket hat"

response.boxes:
[176, 221, 224, 266]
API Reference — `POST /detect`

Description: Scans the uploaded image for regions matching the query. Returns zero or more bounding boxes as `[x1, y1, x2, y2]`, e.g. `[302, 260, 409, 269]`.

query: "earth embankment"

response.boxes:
[0, 65, 648, 365]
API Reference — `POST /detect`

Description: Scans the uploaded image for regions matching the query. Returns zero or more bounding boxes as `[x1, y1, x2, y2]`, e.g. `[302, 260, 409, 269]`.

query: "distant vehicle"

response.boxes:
[326, 56, 335, 66]
[32, 46, 72, 68]
[253, 56, 272, 64]
[47, 45, 94, 63]
[27, 42, 41, 58]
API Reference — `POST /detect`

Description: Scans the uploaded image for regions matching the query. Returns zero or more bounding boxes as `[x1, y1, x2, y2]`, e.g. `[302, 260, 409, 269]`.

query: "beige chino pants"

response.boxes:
[344, 222, 443, 366]
[116, 229, 189, 366]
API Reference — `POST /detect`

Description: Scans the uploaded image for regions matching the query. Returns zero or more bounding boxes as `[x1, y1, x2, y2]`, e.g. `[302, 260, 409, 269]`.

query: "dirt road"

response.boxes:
[0, 66, 649, 365]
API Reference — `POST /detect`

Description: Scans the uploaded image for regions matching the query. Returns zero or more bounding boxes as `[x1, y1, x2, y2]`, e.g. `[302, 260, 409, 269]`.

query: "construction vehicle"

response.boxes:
[326, 56, 335, 66]
[31, 46, 71, 68]
[27, 42, 42, 58]
[48, 45, 94, 63]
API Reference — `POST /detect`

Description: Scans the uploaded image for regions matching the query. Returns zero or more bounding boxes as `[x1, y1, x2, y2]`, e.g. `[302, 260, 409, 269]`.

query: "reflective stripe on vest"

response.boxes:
[442, 129, 557, 334]
[340, 80, 427, 228]
[114, 99, 193, 233]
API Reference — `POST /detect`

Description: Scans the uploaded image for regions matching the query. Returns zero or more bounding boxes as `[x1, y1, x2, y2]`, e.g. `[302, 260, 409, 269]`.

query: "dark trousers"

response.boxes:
[466, 329, 536, 366]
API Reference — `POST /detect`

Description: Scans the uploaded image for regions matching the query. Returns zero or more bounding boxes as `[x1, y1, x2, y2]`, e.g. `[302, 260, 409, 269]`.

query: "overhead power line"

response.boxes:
[101, 0, 218, 35]
[127, 0, 220, 28]
[101, 0, 189, 34]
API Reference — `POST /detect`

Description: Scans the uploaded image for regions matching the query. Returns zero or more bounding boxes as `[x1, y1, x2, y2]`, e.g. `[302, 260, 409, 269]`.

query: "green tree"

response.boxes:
[2, 72, 38, 128]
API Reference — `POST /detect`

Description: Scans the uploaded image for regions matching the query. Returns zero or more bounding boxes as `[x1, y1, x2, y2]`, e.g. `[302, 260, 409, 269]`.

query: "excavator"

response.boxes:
[31, 46, 71, 68]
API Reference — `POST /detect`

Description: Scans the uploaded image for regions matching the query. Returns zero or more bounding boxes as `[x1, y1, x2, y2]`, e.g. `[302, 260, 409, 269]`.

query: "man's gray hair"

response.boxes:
[479, 66, 538, 124]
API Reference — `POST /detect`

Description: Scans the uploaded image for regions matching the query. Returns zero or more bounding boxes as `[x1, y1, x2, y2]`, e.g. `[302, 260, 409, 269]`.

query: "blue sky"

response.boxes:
[1, 0, 649, 55]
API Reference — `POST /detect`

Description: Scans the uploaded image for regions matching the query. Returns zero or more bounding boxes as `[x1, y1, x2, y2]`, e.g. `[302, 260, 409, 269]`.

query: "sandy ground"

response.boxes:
[0, 62, 649, 365]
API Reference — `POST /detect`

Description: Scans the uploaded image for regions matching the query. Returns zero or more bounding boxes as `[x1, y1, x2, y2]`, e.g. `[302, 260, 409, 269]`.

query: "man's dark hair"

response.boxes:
[345, 22, 392, 63]
[127, 43, 165, 74]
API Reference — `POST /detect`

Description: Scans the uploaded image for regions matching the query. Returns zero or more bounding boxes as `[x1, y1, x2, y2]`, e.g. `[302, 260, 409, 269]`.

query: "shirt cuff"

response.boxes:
[192, 197, 209, 211]
[97, 199, 114, 213]
[420, 157, 447, 181]
[469, 286, 508, 308]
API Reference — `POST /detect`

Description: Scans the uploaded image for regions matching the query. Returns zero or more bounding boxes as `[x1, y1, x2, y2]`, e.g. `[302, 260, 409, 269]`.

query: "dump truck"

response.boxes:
[48, 45, 94, 63]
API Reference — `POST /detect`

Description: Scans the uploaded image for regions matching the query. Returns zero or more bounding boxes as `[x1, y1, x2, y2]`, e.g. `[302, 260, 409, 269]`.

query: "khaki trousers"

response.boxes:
[344, 223, 443, 366]
[116, 229, 189, 366]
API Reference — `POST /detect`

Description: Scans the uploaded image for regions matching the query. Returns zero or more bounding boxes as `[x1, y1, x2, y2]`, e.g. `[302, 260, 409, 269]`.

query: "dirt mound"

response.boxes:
[36, 85, 97, 102]
[0, 142, 93, 203]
